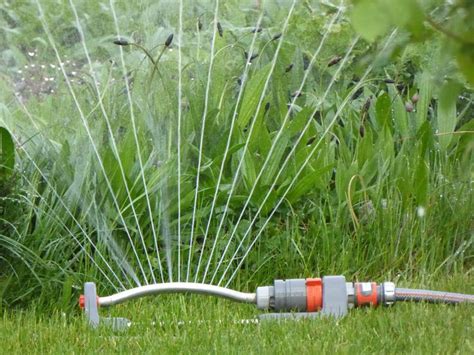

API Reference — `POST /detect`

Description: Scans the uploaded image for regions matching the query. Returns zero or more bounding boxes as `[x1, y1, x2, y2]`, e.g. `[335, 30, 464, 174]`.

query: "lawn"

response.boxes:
[1, 275, 473, 353]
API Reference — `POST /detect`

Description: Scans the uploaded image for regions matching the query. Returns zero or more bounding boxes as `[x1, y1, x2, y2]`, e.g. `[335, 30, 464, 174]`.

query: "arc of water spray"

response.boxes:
[177, 0, 183, 282]
[216, 35, 360, 285]
[34, 0, 151, 285]
[222, 31, 398, 287]
[193, 10, 266, 283]
[110, 0, 168, 282]
[200, 0, 298, 283]
[204, 2, 341, 284]
[213, 26, 354, 285]
[68, 0, 165, 283]
[11, 133, 129, 290]
[12, 94, 135, 289]
[186, 0, 220, 282]
[91, 200, 141, 287]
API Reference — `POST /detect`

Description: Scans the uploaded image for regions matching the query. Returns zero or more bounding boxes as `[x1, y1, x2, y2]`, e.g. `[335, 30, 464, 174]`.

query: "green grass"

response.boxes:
[1, 275, 473, 354]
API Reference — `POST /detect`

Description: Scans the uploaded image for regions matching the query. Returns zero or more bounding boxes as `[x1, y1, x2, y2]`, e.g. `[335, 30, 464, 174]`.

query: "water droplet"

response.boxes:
[416, 206, 426, 218]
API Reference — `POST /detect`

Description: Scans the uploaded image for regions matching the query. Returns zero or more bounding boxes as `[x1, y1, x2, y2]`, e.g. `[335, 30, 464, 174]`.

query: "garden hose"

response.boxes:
[394, 288, 474, 304]
[79, 275, 474, 329]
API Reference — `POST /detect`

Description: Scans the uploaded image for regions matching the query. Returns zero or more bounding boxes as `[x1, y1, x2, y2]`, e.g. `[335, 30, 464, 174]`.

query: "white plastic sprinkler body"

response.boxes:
[79, 275, 473, 329]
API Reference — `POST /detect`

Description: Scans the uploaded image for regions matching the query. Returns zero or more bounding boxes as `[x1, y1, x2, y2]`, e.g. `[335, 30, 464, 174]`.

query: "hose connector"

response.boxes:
[381, 282, 396, 305]
[257, 275, 348, 318]
[256, 277, 397, 313]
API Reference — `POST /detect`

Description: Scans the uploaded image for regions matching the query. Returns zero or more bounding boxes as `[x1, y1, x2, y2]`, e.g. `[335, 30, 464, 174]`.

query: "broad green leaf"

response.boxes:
[350, 0, 390, 42]
[378, 126, 395, 163]
[0, 127, 15, 177]
[414, 157, 429, 206]
[225, 142, 246, 158]
[416, 121, 434, 158]
[351, 0, 425, 42]
[385, 0, 426, 40]
[394, 150, 412, 206]
[335, 160, 357, 203]
[261, 133, 289, 186]
[236, 134, 257, 190]
[415, 72, 433, 132]
[457, 44, 474, 85]
[357, 127, 374, 168]
[437, 81, 461, 151]
[388, 86, 409, 139]
[375, 92, 392, 130]
[453, 119, 474, 166]
[286, 164, 334, 203]
[287, 107, 314, 136]
[237, 64, 271, 128]
[249, 108, 272, 157]
[119, 128, 137, 176]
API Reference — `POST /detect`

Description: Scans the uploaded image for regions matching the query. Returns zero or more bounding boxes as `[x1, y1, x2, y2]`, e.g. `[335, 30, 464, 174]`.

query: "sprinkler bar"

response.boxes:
[80, 275, 474, 329]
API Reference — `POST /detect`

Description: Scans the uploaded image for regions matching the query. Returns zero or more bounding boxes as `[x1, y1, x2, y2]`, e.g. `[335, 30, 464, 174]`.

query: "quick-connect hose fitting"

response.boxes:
[351, 281, 396, 307]
[256, 278, 312, 311]
[256, 275, 348, 318]
[256, 277, 396, 312]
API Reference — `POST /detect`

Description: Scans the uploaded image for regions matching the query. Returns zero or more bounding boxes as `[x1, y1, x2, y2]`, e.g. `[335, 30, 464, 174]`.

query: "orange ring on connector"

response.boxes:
[355, 282, 378, 307]
[306, 278, 322, 312]
[79, 295, 99, 309]
[79, 295, 85, 309]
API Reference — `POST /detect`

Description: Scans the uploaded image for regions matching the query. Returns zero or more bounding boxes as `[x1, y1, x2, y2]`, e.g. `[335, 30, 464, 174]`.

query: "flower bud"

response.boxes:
[165, 33, 174, 47]
[113, 38, 129, 46]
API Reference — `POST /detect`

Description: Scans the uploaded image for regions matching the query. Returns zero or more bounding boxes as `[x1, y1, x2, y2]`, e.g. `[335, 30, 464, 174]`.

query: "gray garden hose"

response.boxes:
[395, 288, 474, 304]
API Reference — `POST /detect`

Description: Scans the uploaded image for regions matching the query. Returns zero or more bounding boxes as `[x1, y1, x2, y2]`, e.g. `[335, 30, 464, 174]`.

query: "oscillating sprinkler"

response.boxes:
[79, 275, 474, 329]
